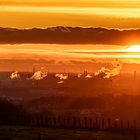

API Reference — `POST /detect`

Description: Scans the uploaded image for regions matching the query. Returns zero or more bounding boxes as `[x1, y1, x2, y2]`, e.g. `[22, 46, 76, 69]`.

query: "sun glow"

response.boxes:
[127, 45, 140, 52]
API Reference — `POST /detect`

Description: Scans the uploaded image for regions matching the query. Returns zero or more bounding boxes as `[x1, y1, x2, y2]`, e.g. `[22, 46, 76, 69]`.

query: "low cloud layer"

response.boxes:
[0, 27, 140, 45]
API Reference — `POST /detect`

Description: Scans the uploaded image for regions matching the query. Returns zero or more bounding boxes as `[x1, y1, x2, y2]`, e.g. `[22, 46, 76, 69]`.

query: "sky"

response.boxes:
[0, 44, 139, 62]
[1, 0, 140, 28]
[1, 0, 140, 71]
[0, 44, 139, 72]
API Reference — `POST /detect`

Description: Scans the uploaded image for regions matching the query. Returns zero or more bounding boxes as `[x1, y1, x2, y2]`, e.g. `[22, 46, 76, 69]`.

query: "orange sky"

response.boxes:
[1, 0, 140, 68]
[1, 0, 140, 28]
[0, 44, 139, 63]
[0, 44, 140, 72]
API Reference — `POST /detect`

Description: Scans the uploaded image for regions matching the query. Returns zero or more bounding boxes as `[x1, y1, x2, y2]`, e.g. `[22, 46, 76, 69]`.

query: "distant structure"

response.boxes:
[133, 71, 137, 93]
[33, 66, 36, 74]
[134, 71, 137, 81]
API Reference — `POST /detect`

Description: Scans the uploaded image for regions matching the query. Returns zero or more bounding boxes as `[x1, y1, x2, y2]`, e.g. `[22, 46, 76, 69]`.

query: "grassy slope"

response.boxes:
[0, 125, 135, 140]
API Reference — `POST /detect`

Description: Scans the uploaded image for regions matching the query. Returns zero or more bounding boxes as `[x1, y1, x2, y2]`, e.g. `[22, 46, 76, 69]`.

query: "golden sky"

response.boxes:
[0, 44, 139, 61]
[0, 44, 140, 72]
[1, 0, 140, 28]
[1, 0, 140, 68]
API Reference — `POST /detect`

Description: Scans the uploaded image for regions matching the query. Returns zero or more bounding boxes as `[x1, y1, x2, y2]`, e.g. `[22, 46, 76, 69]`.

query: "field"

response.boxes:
[0, 125, 136, 140]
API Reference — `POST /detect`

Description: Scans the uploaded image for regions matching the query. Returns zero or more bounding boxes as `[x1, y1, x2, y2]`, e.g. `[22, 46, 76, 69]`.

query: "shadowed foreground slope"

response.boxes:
[0, 125, 135, 140]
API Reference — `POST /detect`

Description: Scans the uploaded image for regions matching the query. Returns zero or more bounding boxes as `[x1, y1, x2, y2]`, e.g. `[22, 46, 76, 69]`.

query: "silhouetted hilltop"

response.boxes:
[0, 26, 140, 45]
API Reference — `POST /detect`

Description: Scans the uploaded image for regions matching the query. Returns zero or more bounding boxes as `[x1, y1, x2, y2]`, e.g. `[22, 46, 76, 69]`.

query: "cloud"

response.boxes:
[2, 1, 140, 8]
[0, 27, 140, 45]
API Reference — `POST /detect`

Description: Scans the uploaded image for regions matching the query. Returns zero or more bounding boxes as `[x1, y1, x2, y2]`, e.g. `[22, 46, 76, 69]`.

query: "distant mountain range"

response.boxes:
[0, 26, 140, 45]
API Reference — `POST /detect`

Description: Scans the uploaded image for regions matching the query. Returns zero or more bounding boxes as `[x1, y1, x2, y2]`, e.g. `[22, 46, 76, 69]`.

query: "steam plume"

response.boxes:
[77, 73, 82, 78]
[57, 81, 64, 84]
[111, 59, 122, 76]
[55, 74, 68, 80]
[10, 71, 20, 80]
[85, 74, 92, 79]
[94, 59, 122, 78]
[30, 67, 47, 80]
[55, 73, 68, 84]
